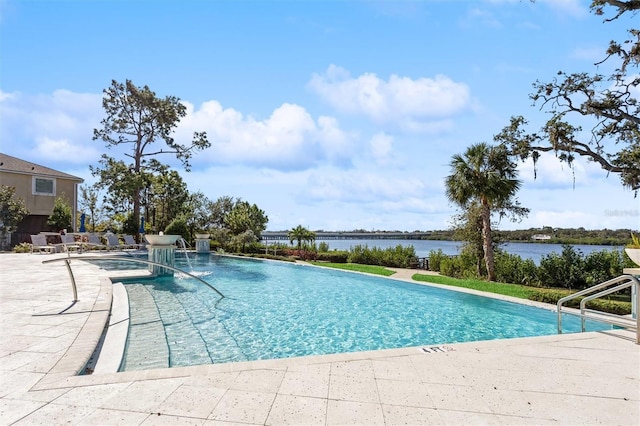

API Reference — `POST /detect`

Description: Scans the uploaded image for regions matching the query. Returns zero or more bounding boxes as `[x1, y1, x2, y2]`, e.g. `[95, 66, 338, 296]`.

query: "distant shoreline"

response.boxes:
[262, 228, 635, 246]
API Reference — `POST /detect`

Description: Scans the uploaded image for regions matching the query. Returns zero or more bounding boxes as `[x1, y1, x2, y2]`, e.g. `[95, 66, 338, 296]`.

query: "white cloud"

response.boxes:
[307, 65, 471, 131]
[303, 170, 427, 205]
[518, 152, 594, 188]
[369, 132, 395, 166]
[0, 90, 15, 102]
[377, 196, 447, 215]
[34, 136, 99, 162]
[0, 88, 356, 174]
[179, 100, 355, 171]
[528, 210, 595, 229]
[522, 207, 637, 230]
[316, 115, 355, 165]
[0, 89, 103, 165]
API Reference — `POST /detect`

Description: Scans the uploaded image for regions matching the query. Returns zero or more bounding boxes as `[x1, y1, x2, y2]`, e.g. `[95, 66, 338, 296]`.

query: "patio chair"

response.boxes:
[123, 234, 145, 250]
[106, 234, 135, 250]
[61, 234, 82, 254]
[85, 234, 107, 250]
[30, 234, 56, 254]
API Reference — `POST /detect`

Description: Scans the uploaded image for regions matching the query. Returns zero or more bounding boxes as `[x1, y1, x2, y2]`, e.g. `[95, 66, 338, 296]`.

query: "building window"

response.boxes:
[33, 177, 55, 195]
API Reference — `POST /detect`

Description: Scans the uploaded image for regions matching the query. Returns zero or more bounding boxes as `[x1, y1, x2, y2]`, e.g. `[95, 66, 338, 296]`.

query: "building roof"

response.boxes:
[0, 153, 84, 182]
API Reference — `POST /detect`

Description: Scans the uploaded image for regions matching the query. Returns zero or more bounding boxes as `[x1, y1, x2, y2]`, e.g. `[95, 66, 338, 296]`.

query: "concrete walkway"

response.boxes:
[0, 252, 638, 425]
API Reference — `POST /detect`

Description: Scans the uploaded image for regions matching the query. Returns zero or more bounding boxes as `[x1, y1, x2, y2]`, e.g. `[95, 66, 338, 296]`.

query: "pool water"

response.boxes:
[113, 255, 609, 371]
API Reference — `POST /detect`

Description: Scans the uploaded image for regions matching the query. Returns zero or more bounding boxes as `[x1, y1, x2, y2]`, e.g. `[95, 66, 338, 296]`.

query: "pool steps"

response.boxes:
[120, 280, 266, 370]
[120, 284, 170, 370]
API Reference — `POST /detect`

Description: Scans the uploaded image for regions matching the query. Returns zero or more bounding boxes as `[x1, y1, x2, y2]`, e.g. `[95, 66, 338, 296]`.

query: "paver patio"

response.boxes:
[0, 252, 638, 425]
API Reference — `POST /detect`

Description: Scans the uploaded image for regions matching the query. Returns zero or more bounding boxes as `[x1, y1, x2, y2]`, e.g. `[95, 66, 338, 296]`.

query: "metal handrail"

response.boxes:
[580, 281, 636, 332]
[42, 255, 225, 300]
[557, 274, 639, 344]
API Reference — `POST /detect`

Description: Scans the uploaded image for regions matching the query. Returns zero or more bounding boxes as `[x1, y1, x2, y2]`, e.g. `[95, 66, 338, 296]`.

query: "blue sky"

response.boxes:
[1, 0, 638, 232]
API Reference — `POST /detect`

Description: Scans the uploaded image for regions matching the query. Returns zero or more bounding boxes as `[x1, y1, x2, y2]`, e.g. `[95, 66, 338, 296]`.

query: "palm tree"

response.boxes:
[445, 143, 524, 281]
[288, 225, 316, 250]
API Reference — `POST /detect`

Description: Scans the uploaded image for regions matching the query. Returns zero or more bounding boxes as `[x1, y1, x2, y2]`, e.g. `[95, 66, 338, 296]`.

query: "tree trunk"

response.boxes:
[480, 199, 496, 281]
[133, 144, 142, 239]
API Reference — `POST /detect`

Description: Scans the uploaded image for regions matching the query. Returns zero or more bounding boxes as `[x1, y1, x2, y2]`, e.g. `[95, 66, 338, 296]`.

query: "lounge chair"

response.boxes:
[123, 234, 145, 250]
[61, 234, 82, 253]
[85, 234, 107, 250]
[106, 234, 135, 250]
[30, 234, 56, 254]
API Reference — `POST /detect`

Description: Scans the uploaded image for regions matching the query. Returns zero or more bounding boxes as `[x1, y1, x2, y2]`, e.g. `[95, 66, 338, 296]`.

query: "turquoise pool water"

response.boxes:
[110, 255, 609, 371]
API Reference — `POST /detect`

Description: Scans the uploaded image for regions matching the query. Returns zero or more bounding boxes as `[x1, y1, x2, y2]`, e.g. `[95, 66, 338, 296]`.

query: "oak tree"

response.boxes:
[498, 1, 639, 191]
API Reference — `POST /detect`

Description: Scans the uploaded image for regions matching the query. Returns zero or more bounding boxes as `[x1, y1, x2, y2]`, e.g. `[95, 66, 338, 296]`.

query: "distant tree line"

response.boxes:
[421, 228, 636, 246]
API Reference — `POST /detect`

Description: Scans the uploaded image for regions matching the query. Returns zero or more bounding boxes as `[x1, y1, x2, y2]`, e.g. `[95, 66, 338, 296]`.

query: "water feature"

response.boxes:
[195, 233, 211, 254]
[144, 234, 180, 275]
[178, 238, 193, 271]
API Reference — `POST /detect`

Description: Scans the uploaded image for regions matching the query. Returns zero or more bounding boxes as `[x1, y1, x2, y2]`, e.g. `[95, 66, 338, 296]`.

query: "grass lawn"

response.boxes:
[411, 273, 539, 299]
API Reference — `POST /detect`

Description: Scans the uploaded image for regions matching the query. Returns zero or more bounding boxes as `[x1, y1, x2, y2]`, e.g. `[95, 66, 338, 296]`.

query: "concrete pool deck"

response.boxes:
[0, 252, 638, 425]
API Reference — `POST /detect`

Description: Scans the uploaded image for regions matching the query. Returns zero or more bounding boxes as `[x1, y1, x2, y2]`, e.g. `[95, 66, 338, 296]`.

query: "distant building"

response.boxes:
[0, 153, 83, 245]
[531, 234, 552, 240]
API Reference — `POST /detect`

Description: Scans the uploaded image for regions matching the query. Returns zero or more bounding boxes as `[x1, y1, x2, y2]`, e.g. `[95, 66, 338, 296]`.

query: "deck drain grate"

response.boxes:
[421, 345, 454, 354]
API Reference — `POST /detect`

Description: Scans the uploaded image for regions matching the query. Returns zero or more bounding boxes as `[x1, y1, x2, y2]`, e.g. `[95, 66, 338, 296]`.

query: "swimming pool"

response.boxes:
[109, 254, 609, 371]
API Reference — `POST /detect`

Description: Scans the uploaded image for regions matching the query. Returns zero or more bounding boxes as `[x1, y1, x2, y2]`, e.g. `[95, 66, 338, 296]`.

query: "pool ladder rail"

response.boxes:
[42, 255, 225, 300]
[557, 274, 639, 344]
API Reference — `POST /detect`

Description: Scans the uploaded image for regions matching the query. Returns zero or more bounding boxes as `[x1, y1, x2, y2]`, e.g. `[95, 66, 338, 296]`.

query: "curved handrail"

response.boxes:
[557, 274, 639, 344]
[42, 255, 225, 299]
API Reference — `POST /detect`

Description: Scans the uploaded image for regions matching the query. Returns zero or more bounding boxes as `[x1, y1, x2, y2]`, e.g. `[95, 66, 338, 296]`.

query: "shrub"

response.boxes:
[528, 289, 631, 315]
[47, 194, 72, 231]
[316, 251, 349, 263]
[427, 249, 448, 272]
[537, 245, 586, 289]
[164, 218, 189, 241]
[583, 249, 626, 286]
[241, 241, 262, 254]
[536, 246, 628, 290]
[284, 248, 318, 260]
[347, 244, 417, 268]
[209, 240, 222, 251]
[494, 251, 539, 286]
[318, 241, 330, 252]
[13, 242, 31, 253]
[439, 250, 479, 279]
[439, 256, 462, 278]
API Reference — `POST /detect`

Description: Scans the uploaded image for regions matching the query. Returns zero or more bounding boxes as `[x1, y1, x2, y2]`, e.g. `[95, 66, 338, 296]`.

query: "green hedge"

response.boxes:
[348, 244, 417, 268]
[412, 273, 632, 315]
[528, 289, 631, 315]
[432, 244, 633, 291]
[316, 251, 349, 263]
